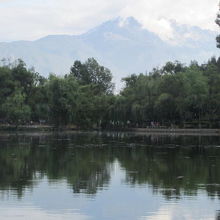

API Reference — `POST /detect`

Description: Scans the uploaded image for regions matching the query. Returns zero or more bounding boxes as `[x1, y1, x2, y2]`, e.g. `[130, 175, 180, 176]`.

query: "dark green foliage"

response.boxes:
[1, 57, 220, 128]
[0, 60, 42, 125]
[2, 89, 31, 125]
[109, 58, 220, 128]
[216, 3, 220, 48]
[0, 58, 114, 128]
[70, 58, 114, 95]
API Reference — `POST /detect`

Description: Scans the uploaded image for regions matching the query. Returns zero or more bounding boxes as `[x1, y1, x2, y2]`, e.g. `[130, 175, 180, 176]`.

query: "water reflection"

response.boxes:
[217, 211, 220, 220]
[0, 132, 220, 200]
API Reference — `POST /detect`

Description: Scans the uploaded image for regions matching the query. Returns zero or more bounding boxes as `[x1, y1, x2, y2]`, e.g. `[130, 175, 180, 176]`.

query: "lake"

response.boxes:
[0, 131, 219, 220]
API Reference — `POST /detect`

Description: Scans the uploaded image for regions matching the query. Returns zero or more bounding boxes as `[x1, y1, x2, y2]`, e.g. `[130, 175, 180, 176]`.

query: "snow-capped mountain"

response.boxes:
[0, 17, 218, 88]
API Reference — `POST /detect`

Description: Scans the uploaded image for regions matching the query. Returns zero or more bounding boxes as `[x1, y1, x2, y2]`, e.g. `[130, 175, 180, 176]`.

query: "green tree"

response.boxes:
[47, 75, 79, 126]
[70, 58, 114, 94]
[216, 2, 220, 48]
[2, 89, 31, 126]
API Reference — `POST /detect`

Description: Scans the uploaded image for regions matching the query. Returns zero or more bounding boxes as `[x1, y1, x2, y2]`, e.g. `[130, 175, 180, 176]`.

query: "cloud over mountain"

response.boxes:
[0, 0, 218, 42]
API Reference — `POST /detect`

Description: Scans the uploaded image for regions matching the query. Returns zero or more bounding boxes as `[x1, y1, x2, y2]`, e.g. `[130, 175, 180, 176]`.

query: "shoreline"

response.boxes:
[0, 125, 220, 135]
[0, 125, 54, 131]
[128, 128, 220, 135]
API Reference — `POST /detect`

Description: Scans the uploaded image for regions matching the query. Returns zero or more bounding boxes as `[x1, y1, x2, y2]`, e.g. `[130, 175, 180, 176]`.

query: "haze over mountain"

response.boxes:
[0, 17, 218, 89]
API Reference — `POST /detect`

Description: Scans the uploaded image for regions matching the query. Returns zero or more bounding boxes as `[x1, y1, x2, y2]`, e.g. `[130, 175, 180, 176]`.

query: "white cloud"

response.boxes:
[120, 0, 219, 39]
[0, 0, 219, 41]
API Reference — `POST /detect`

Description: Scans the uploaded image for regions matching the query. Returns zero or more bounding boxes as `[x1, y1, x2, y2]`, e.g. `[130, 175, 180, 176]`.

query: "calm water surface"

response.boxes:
[0, 131, 220, 220]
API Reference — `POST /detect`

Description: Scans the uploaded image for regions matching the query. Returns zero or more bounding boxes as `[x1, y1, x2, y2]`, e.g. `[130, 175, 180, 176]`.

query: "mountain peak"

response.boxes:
[118, 16, 141, 28]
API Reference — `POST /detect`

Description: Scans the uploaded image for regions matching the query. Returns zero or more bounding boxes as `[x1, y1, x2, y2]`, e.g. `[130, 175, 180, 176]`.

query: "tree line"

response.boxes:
[0, 56, 220, 128]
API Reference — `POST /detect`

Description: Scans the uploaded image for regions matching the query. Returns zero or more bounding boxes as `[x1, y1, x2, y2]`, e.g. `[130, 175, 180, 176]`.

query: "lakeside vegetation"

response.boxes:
[0, 56, 220, 129]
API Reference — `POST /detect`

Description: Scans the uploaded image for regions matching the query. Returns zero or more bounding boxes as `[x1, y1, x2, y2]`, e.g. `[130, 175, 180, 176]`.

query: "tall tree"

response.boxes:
[2, 89, 31, 126]
[70, 58, 114, 95]
[216, 2, 220, 48]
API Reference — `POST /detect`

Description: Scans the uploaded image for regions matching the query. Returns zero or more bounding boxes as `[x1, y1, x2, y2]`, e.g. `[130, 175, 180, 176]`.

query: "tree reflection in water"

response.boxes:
[0, 132, 220, 200]
[216, 211, 220, 220]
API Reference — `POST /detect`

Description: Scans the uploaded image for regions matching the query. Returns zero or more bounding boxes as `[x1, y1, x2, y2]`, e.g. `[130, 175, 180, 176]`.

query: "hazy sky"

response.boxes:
[0, 0, 219, 42]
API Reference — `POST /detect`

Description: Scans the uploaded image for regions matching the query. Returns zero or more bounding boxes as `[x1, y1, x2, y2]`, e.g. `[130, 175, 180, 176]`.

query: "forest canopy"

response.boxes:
[1, 57, 220, 128]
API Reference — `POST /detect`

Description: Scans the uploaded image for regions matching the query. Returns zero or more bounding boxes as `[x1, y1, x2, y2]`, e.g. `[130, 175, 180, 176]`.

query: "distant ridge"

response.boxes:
[0, 17, 218, 89]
